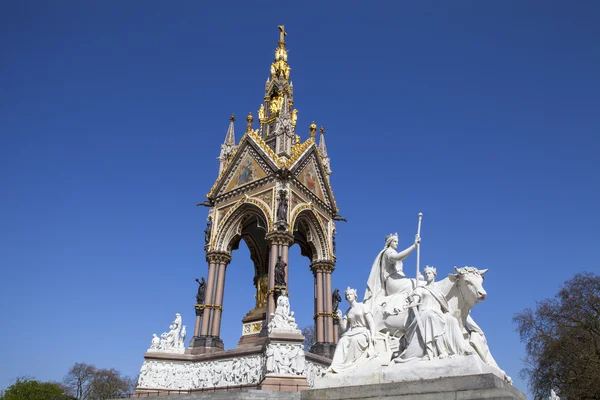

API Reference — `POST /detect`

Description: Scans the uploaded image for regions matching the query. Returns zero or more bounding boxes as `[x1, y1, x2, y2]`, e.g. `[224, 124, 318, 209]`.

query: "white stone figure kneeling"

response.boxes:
[397, 266, 472, 362]
[327, 287, 376, 374]
[267, 295, 299, 333]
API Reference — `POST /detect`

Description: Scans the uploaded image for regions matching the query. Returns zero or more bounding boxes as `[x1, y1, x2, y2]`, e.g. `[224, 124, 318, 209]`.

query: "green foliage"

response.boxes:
[513, 272, 600, 399]
[1, 378, 74, 400]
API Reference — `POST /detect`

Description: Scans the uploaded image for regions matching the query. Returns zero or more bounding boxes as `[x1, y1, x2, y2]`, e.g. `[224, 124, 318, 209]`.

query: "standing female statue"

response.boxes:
[364, 233, 421, 314]
[327, 287, 376, 374]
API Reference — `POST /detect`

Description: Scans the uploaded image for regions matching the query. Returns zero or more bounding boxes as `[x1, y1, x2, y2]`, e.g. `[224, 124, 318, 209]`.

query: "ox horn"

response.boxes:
[478, 268, 488, 275]
[453, 266, 460, 274]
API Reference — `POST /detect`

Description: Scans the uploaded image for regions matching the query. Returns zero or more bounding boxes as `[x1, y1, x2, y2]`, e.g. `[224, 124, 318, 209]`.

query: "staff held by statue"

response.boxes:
[415, 212, 423, 282]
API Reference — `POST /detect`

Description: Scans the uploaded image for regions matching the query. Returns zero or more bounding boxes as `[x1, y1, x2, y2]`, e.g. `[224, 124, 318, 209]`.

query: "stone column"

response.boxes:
[281, 244, 290, 287]
[267, 243, 278, 321]
[312, 264, 325, 343]
[333, 319, 340, 344]
[210, 253, 231, 337]
[200, 261, 217, 336]
[324, 265, 334, 342]
[310, 260, 336, 358]
[187, 251, 229, 354]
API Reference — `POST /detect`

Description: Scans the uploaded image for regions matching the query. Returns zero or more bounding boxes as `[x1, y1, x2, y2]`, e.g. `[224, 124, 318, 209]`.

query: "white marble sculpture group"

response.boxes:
[148, 313, 187, 354]
[324, 231, 511, 385]
[267, 295, 299, 334]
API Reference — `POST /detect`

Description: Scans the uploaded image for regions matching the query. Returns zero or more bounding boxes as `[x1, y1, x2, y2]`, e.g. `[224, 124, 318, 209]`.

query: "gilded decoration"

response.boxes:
[224, 151, 268, 193]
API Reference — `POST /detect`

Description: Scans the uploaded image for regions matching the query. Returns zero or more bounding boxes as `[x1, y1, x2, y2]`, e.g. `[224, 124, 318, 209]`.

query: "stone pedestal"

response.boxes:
[310, 342, 336, 359]
[259, 332, 310, 392]
[185, 335, 224, 355]
[237, 307, 266, 349]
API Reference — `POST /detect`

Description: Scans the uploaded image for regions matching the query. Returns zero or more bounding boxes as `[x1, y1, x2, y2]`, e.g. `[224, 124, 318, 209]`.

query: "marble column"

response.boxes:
[310, 260, 337, 358]
[282, 243, 290, 287]
[314, 267, 325, 343]
[267, 243, 278, 322]
[200, 261, 217, 336]
[211, 257, 230, 337]
[325, 267, 334, 342]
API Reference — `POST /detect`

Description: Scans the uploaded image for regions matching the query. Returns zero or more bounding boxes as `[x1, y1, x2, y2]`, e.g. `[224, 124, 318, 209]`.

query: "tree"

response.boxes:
[63, 362, 95, 399]
[87, 368, 135, 400]
[62, 362, 135, 400]
[513, 272, 600, 399]
[301, 324, 316, 351]
[1, 377, 74, 400]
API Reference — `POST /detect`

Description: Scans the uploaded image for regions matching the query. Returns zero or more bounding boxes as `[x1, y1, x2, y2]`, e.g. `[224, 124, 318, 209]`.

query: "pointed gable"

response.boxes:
[224, 150, 268, 192]
[297, 157, 326, 202]
[208, 134, 277, 199]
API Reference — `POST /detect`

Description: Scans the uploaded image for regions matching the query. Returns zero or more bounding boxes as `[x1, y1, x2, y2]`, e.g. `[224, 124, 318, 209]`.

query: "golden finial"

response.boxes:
[309, 121, 317, 137]
[271, 26, 291, 81]
[229, 114, 235, 122]
[246, 112, 254, 132]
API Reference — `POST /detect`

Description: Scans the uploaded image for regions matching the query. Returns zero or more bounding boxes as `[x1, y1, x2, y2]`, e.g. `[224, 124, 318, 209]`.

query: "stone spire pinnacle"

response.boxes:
[318, 126, 332, 176]
[273, 93, 294, 158]
[218, 114, 236, 174]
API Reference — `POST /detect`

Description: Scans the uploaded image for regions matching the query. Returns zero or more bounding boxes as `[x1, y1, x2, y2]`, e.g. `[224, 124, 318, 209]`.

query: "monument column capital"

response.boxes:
[265, 231, 294, 246]
[310, 260, 335, 275]
[206, 251, 232, 265]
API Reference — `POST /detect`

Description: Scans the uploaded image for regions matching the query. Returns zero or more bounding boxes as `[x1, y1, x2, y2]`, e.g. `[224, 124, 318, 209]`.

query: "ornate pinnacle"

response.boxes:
[320, 126, 325, 135]
[246, 112, 254, 132]
[229, 114, 235, 122]
[309, 121, 317, 138]
[271, 26, 291, 81]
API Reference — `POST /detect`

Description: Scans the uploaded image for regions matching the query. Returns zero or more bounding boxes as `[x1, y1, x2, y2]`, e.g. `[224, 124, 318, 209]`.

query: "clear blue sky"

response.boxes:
[1, 1, 599, 396]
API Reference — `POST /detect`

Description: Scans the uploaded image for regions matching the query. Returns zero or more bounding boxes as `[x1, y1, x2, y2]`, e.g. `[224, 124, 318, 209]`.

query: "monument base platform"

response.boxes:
[307, 373, 524, 400]
[314, 353, 511, 389]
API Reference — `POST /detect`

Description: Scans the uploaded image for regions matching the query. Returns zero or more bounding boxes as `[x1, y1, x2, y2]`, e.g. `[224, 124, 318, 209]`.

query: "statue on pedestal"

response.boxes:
[204, 217, 212, 246]
[274, 256, 287, 287]
[332, 288, 341, 313]
[276, 190, 288, 224]
[267, 295, 298, 333]
[195, 277, 206, 305]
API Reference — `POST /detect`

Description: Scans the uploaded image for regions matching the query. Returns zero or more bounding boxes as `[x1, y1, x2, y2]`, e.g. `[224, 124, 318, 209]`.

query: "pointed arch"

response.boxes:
[214, 200, 272, 254]
[291, 207, 331, 262]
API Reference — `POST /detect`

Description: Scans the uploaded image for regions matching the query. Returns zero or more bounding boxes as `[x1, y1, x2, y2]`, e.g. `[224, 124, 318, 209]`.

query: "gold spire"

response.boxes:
[270, 25, 291, 81]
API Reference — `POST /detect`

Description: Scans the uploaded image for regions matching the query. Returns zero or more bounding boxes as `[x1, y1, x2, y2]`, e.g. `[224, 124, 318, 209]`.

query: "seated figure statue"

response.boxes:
[267, 295, 298, 333]
[397, 266, 472, 362]
[327, 287, 376, 374]
[364, 233, 421, 313]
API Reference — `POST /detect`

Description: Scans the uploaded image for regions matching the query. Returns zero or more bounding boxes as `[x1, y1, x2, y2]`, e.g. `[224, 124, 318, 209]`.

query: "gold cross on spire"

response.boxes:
[278, 25, 287, 43]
